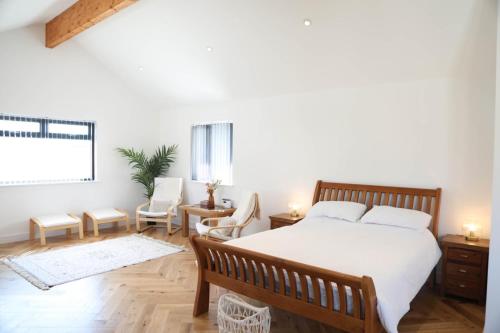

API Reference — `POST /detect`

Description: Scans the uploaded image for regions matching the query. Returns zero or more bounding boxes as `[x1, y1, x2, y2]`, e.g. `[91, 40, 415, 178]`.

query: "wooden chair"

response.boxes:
[136, 177, 183, 234]
[29, 214, 83, 245]
[195, 192, 260, 241]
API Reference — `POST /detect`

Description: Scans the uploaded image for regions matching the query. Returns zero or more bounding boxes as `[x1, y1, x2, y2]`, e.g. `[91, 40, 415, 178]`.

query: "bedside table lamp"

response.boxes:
[288, 202, 301, 217]
[462, 222, 481, 242]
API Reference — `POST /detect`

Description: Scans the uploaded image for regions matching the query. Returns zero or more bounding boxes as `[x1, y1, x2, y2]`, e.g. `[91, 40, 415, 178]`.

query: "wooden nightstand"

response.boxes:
[441, 234, 489, 304]
[270, 213, 304, 229]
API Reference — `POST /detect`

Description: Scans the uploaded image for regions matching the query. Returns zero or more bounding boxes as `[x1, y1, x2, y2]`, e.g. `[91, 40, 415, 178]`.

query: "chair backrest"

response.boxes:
[152, 177, 183, 204]
[232, 192, 258, 225]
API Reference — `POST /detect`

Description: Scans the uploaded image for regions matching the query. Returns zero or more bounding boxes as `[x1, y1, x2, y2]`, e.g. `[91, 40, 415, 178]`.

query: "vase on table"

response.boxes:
[205, 180, 221, 209]
[207, 189, 215, 209]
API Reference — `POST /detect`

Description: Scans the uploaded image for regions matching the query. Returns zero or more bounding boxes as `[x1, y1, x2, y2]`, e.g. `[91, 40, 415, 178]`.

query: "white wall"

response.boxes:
[158, 1, 497, 234]
[484, 2, 500, 331]
[160, 76, 495, 234]
[0, 26, 159, 243]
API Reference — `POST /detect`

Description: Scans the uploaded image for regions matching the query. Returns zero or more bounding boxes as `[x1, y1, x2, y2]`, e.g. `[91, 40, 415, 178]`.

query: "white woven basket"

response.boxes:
[217, 294, 271, 333]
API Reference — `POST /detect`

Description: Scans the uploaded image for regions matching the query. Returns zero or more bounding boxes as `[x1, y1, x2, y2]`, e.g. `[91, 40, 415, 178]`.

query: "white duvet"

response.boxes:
[226, 216, 441, 333]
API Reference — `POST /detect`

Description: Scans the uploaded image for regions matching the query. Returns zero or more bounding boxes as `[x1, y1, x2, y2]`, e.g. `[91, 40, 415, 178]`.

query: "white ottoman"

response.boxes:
[29, 214, 83, 246]
[83, 208, 129, 236]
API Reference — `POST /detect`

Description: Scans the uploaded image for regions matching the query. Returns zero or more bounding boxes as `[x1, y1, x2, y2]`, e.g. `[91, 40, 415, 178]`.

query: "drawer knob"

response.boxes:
[460, 254, 469, 258]
[458, 269, 467, 273]
[459, 284, 466, 288]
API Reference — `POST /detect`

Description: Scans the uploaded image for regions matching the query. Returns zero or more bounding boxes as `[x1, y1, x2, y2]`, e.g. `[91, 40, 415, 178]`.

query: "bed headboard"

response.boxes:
[312, 180, 442, 238]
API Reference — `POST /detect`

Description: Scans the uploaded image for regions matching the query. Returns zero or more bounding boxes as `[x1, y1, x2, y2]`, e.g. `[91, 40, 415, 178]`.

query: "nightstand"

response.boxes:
[441, 234, 489, 304]
[270, 213, 304, 229]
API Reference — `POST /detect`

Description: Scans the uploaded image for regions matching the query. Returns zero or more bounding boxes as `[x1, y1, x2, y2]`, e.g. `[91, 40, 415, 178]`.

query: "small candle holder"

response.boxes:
[288, 202, 301, 217]
[462, 223, 481, 242]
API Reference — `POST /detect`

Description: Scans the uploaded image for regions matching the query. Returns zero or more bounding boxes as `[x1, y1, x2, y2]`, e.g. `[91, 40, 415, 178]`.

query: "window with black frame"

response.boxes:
[0, 114, 95, 185]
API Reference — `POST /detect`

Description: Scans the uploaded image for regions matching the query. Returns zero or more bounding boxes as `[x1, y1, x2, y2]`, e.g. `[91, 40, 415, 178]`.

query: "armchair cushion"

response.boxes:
[35, 214, 80, 228]
[148, 200, 173, 213]
[138, 210, 169, 217]
[230, 192, 259, 238]
[196, 217, 237, 239]
[215, 217, 237, 236]
[232, 192, 257, 225]
[91, 208, 126, 220]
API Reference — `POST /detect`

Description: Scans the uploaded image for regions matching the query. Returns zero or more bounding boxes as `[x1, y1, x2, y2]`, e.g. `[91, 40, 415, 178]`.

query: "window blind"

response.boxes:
[0, 114, 96, 185]
[191, 122, 233, 185]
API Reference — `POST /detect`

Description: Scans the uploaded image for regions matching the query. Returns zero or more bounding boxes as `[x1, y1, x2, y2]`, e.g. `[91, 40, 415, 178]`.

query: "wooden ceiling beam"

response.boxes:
[45, 0, 136, 48]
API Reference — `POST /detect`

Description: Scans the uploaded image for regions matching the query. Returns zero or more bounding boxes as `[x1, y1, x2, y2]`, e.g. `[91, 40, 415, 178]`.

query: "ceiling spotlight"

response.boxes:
[304, 19, 312, 26]
[206, 46, 213, 52]
[138, 66, 144, 71]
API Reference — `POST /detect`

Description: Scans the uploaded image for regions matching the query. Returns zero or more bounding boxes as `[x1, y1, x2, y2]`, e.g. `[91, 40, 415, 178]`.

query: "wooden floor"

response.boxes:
[0, 227, 485, 333]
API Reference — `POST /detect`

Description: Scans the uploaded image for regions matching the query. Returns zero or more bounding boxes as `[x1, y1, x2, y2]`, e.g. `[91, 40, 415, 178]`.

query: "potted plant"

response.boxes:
[117, 144, 178, 199]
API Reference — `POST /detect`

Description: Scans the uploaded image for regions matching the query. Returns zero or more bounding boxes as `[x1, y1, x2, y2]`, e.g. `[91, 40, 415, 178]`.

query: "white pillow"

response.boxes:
[306, 201, 367, 222]
[360, 205, 432, 231]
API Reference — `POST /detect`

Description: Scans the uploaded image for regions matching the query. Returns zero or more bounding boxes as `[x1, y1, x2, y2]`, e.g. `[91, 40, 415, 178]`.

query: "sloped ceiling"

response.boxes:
[0, 0, 488, 107]
[0, 0, 76, 32]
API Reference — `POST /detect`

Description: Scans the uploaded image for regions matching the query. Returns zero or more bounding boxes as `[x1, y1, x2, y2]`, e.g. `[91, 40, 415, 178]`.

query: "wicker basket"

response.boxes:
[217, 294, 271, 333]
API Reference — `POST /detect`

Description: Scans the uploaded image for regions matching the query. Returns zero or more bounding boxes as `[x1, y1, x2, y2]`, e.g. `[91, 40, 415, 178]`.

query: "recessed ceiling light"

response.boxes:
[206, 46, 213, 52]
[304, 19, 312, 26]
[138, 66, 144, 71]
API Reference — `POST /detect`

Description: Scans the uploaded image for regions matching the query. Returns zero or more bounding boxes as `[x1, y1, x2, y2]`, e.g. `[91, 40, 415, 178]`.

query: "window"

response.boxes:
[0, 114, 95, 185]
[191, 122, 233, 184]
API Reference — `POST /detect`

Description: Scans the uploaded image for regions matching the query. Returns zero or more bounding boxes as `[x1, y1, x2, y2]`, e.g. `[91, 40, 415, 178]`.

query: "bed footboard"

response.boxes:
[190, 235, 383, 333]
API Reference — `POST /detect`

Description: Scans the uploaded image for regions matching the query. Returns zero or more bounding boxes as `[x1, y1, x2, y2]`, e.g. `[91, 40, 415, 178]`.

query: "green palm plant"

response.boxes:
[117, 144, 178, 199]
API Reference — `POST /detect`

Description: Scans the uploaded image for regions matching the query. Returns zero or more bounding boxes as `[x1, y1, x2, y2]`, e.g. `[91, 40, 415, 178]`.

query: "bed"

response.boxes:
[190, 181, 442, 333]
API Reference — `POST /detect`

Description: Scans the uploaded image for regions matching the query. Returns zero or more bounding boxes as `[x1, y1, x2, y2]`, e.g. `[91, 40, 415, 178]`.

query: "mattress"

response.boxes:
[225, 216, 442, 333]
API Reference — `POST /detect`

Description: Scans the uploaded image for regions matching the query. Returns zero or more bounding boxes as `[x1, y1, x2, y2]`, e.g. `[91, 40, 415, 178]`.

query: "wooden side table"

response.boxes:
[179, 204, 236, 237]
[269, 213, 304, 229]
[441, 234, 489, 304]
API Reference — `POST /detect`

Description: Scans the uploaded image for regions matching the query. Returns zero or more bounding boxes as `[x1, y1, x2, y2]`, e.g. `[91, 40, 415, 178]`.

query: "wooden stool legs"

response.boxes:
[40, 227, 47, 246]
[29, 218, 46, 245]
[93, 217, 100, 237]
[29, 216, 82, 246]
[29, 219, 35, 240]
[136, 212, 141, 233]
[78, 222, 84, 240]
[84, 210, 130, 237]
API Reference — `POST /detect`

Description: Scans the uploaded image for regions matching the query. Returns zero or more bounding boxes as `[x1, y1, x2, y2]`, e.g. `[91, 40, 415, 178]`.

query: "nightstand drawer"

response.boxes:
[445, 277, 480, 299]
[448, 248, 482, 265]
[446, 262, 481, 281]
[441, 235, 489, 304]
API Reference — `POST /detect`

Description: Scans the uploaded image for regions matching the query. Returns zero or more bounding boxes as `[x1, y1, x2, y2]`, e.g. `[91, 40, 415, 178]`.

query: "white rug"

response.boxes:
[1, 234, 184, 290]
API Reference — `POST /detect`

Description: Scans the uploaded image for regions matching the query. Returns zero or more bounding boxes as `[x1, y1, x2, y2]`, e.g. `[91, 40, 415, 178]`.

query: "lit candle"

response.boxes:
[288, 202, 301, 217]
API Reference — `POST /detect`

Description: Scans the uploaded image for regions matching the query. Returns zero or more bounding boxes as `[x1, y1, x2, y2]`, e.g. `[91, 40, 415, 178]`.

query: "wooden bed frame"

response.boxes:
[190, 180, 442, 333]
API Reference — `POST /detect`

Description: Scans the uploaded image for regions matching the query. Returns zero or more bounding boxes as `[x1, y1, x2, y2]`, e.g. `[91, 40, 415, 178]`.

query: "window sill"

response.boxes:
[189, 179, 234, 187]
[0, 180, 101, 188]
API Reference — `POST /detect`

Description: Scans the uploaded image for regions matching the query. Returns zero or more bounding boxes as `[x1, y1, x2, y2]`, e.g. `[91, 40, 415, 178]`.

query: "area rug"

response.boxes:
[1, 234, 184, 290]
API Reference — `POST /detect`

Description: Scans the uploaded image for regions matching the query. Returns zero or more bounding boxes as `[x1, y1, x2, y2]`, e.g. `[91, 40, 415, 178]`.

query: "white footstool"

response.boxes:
[83, 208, 130, 236]
[29, 214, 83, 246]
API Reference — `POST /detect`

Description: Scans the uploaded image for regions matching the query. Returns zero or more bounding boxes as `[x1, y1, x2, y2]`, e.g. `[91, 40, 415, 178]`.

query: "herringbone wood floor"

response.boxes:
[0, 227, 485, 333]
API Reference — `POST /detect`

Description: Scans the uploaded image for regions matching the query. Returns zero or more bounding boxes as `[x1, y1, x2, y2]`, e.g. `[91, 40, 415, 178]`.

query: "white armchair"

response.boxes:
[195, 192, 260, 241]
[136, 177, 183, 234]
